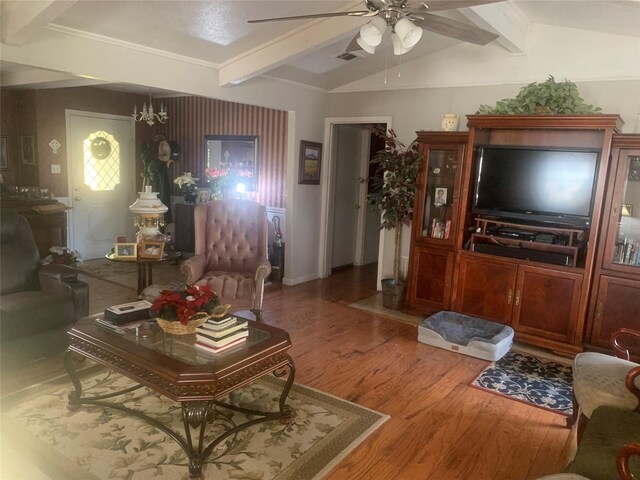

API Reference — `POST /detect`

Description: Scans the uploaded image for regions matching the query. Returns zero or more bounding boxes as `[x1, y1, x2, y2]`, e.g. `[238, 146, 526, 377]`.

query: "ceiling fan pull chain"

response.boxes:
[383, 39, 390, 85]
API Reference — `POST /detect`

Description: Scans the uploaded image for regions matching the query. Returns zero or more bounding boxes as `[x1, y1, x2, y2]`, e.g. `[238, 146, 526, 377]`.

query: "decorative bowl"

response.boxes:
[210, 304, 232, 319]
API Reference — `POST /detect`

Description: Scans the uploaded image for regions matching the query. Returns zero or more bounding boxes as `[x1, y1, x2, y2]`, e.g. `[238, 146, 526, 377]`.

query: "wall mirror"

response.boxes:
[205, 135, 258, 192]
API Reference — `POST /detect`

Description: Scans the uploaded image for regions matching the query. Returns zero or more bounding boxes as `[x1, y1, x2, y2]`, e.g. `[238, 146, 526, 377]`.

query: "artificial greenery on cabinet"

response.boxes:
[477, 76, 601, 115]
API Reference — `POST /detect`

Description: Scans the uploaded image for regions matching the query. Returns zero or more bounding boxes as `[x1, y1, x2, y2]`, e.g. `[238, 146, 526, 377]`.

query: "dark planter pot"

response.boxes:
[381, 278, 406, 310]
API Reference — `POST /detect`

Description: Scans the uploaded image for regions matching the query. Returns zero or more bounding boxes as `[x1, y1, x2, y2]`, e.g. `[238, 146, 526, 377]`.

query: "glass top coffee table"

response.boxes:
[64, 314, 295, 479]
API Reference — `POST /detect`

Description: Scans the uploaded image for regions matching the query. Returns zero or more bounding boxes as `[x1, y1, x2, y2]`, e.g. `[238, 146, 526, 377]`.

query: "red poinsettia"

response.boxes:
[150, 284, 219, 325]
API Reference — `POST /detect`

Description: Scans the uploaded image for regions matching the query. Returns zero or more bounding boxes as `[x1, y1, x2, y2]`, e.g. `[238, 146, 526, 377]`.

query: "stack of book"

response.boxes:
[195, 315, 249, 353]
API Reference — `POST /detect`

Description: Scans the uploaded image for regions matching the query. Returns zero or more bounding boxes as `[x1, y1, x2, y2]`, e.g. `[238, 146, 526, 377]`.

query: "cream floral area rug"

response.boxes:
[1, 369, 388, 480]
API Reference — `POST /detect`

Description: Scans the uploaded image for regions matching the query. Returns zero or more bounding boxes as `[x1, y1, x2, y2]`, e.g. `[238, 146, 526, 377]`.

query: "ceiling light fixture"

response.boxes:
[356, 15, 422, 56]
[133, 96, 168, 126]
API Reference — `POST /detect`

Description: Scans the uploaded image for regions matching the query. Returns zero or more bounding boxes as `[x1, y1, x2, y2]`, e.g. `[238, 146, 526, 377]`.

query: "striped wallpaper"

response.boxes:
[157, 96, 287, 208]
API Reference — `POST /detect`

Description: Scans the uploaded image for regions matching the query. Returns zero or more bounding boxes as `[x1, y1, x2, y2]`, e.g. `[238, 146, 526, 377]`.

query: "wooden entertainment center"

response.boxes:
[405, 115, 640, 355]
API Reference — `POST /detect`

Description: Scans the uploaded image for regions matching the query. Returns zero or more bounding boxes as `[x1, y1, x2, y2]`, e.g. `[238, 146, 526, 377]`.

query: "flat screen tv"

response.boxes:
[472, 145, 600, 228]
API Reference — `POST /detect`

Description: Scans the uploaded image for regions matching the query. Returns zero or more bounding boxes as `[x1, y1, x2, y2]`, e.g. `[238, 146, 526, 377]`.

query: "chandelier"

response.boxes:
[132, 97, 168, 126]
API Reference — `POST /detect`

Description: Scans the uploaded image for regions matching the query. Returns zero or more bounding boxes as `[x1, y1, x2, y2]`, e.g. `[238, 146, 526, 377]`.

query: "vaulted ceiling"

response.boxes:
[1, 0, 639, 93]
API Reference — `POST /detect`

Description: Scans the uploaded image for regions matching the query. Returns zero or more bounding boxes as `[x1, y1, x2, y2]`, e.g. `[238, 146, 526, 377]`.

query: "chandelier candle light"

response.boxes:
[129, 186, 168, 246]
[133, 97, 168, 126]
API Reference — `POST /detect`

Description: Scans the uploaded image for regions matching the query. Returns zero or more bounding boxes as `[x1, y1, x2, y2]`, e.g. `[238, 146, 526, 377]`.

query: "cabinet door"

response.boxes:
[602, 148, 640, 273]
[455, 255, 517, 324]
[590, 275, 640, 350]
[416, 145, 465, 246]
[407, 247, 454, 311]
[511, 265, 583, 344]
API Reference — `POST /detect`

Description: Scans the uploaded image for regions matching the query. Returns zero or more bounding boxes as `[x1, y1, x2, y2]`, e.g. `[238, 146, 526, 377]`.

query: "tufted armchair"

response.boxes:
[567, 329, 640, 439]
[0, 209, 89, 367]
[179, 199, 271, 321]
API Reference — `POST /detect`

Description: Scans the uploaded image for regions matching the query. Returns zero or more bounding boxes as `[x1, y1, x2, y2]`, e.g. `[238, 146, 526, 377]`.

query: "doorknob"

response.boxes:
[74, 196, 82, 201]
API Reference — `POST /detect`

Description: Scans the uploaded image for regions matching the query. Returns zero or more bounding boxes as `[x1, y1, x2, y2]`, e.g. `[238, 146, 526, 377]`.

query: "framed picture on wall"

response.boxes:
[298, 140, 322, 185]
[20, 136, 36, 166]
[0, 137, 7, 169]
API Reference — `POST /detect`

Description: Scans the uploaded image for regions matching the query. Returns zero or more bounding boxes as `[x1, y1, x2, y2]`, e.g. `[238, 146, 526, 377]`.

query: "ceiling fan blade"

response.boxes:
[248, 11, 372, 23]
[345, 33, 363, 53]
[412, 13, 498, 45]
[405, 0, 504, 13]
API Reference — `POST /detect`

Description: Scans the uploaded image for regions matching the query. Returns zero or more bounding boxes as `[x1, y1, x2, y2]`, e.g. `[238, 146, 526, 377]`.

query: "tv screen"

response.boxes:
[472, 146, 600, 227]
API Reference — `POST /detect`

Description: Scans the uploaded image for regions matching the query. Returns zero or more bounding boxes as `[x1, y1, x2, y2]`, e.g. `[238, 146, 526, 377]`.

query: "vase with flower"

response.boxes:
[204, 168, 229, 200]
[173, 172, 199, 204]
[150, 284, 220, 334]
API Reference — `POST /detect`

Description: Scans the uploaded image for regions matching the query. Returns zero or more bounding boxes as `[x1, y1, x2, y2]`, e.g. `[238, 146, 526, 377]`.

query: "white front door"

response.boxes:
[67, 111, 136, 260]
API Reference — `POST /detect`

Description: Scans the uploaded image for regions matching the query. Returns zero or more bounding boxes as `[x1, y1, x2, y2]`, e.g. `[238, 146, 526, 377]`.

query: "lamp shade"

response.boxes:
[395, 18, 423, 48]
[129, 186, 168, 216]
[357, 36, 377, 54]
[391, 32, 413, 55]
[360, 16, 387, 47]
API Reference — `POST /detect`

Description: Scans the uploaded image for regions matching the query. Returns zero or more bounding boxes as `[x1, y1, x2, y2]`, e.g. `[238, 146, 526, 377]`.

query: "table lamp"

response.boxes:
[129, 186, 168, 246]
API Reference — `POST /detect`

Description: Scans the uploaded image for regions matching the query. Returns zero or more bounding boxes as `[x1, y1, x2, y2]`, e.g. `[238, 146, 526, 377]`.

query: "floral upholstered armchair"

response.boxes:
[179, 199, 271, 321]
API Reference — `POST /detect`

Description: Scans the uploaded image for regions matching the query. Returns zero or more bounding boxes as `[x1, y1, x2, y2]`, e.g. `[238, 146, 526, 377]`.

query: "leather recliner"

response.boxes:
[180, 199, 271, 321]
[0, 209, 89, 367]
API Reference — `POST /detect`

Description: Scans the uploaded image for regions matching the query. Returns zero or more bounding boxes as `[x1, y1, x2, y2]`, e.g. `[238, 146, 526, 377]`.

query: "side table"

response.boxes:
[106, 251, 182, 294]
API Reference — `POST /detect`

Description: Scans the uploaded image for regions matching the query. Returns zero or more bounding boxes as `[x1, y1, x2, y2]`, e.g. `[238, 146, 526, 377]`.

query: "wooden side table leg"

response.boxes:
[137, 264, 145, 294]
[147, 263, 153, 287]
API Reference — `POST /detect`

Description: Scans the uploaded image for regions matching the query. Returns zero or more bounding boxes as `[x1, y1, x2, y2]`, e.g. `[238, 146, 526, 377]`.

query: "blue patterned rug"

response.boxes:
[471, 350, 573, 416]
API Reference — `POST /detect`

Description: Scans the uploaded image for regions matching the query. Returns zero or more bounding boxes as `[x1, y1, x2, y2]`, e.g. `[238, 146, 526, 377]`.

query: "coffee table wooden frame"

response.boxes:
[64, 314, 295, 479]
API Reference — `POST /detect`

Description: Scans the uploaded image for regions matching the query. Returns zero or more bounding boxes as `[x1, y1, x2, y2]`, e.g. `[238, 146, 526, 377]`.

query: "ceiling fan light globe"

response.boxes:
[357, 36, 377, 54]
[360, 17, 386, 46]
[391, 32, 412, 55]
[395, 18, 423, 48]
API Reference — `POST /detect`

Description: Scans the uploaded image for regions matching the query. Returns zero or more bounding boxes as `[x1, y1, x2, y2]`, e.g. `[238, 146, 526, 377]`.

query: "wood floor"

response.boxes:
[1, 264, 577, 479]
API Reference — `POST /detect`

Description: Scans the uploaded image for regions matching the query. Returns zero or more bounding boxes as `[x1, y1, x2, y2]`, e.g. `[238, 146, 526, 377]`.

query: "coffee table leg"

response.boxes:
[64, 349, 83, 411]
[180, 356, 297, 477]
[274, 355, 296, 420]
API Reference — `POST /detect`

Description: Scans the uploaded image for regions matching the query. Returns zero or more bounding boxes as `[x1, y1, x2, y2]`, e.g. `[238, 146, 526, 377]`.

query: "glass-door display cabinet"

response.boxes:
[405, 132, 468, 314]
[588, 134, 640, 352]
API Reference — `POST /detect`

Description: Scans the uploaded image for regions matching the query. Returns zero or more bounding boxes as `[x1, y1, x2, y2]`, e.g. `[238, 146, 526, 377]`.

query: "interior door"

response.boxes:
[67, 111, 136, 260]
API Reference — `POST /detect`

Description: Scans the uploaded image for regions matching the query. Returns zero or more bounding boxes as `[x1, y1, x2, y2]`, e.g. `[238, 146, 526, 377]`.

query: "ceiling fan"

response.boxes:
[248, 0, 502, 55]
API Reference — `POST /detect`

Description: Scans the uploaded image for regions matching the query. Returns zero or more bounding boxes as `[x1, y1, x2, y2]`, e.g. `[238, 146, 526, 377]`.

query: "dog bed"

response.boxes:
[418, 311, 514, 361]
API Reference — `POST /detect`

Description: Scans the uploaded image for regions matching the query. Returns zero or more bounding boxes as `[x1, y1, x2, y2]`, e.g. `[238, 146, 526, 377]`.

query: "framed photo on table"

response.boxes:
[298, 140, 322, 185]
[139, 240, 164, 259]
[20, 136, 36, 166]
[114, 242, 137, 259]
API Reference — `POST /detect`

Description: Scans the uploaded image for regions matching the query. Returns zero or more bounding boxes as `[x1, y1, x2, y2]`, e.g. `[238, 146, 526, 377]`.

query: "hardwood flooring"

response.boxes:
[1, 264, 577, 479]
